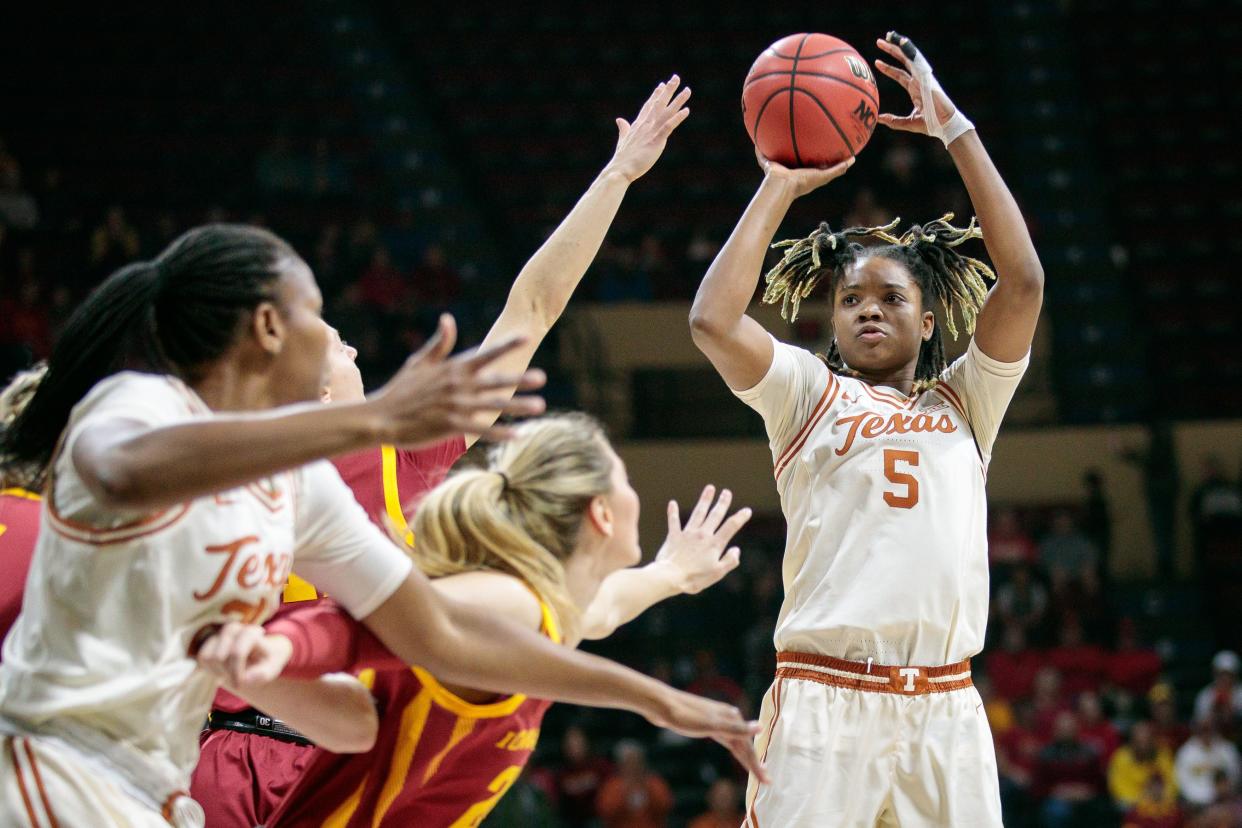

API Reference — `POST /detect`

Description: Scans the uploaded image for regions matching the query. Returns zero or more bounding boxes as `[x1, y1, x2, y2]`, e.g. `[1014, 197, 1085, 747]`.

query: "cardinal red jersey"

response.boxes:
[265, 599, 559, 828]
[191, 438, 466, 827]
[0, 488, 41, 648]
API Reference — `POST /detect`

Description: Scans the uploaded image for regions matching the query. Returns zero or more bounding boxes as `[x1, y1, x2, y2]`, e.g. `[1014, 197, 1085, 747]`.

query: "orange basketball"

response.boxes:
[742, 33, 880, 168]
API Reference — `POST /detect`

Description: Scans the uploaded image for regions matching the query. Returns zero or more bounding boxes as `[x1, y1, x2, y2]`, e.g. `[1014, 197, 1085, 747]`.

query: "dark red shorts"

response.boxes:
[191, 729, 314, 827]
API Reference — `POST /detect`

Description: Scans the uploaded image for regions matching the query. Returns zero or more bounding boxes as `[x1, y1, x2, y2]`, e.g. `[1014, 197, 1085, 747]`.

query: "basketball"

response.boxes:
[742, 33, 880, 168]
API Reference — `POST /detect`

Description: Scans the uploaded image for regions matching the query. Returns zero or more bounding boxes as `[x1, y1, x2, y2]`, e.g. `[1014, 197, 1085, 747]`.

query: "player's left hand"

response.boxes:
[873, 32, 958, 135]
[605, 74, 692, 183]
[195, 621, 293, 689]
[654, 485, 751, 595]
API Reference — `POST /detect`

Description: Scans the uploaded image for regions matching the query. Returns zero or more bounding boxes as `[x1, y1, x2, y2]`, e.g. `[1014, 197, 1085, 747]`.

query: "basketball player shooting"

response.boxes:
[690, 32, 1044, 827]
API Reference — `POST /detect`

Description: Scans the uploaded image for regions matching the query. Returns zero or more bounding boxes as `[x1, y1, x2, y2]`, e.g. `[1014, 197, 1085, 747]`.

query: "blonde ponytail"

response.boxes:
[411, 413, 614, 641]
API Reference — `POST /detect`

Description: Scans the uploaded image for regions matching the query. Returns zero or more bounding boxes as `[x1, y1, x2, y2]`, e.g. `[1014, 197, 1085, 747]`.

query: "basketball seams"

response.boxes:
[787, 33, 809, 168]
[768, 47, 854, 61]
[792, 87, 857, 156]
[749, 86, 790, 148]
[744, 70, 879, 109]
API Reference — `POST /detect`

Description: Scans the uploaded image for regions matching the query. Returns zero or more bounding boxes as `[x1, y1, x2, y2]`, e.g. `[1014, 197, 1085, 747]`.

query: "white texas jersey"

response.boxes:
[735, 336, 1027, 666]
[0, 372, 413, 784]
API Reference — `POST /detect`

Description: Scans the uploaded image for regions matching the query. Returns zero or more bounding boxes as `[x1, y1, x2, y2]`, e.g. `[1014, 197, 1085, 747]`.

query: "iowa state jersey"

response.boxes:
[0, 488, 40, 648]
[733, 336, 1027, 666]
[266, 601, 560, 828]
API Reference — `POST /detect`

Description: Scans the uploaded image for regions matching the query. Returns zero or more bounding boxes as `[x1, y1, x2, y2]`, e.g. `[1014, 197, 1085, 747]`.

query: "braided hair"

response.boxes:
[0, 224, 296, 489]
[763, 213, 993, 391]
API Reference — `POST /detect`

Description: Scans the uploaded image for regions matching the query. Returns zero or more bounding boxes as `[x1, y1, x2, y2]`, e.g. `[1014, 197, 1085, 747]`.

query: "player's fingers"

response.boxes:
[615, 118, 631, 138]
[659, 74, 680, 106]
[685, 484, 716, 529]
[703, 488, 734, 531]
[873, 59, 913, 90]
[411, 314, 456, 365]
[462, 368, 547, 394]
[636, 82, 666, 121]
[878, 33, 915, 67]
[718, 546, 742, 573]
[666, 85, 692, 114]
[458, 393, 547, 417]
[666, 499, 681, 537]
[720, 734, 769, 783]
[661, 105, 692, 135]
[227, 625, 265, 686]
[877, 113, 923, 132]
[886, 31, 921, 62]
[715, 508, 753, 544]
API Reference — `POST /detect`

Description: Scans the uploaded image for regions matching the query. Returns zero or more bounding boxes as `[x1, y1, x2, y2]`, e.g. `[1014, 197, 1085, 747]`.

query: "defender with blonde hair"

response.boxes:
[198, 412, 754, 827]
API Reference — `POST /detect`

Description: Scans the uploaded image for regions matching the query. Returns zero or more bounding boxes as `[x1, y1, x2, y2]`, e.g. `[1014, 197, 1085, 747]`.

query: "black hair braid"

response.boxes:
[0, 224, 297, 489]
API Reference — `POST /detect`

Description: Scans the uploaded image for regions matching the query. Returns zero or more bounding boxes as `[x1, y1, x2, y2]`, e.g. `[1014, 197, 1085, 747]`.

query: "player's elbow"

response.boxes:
[317, 682, 380, 753]
[83, 457, 155, 511]
[689, 306, 727, 349]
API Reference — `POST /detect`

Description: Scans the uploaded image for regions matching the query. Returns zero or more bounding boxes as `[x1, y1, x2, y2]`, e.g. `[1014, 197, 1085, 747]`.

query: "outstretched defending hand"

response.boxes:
[606, 75, 693, 183]
[756, 147, 855, 199]
[367, 314, 547, 447]
[873, 31, 974, 145]
[647, 688, 769, 782]
[655, 485, 751, 595]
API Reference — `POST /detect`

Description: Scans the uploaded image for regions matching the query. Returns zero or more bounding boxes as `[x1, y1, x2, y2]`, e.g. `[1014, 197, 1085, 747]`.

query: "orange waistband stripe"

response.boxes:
[775, 651, 973, 696]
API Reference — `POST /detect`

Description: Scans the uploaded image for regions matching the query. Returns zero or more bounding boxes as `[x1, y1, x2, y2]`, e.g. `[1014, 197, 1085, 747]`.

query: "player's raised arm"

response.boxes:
[874, 31, 1044, 362]
[461, 75, 692, 446]
[580, 486, 749, 640]
[67, 315, 543, 511]
[690, 153, 853, 391]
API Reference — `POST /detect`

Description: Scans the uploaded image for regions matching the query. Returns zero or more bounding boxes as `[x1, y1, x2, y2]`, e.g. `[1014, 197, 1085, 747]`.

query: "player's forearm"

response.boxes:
[690, 177, 796, 336]
[947, 131, 1044, 290]
[268, 600, 403, 678]
[75, 403, 381, 510]
[233, 673, 379, 753]
[580, 562, 683, 641]
[507, 168, 631, 329]
[364, 576, 667, 715]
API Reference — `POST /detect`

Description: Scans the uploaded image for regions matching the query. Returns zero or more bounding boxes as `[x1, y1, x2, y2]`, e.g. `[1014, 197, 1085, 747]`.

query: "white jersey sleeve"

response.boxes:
[54, 372, 205, 525]
[938, 339, 1029, 465]
[732, 335, 834, 454]
[291, 460, 413, 618]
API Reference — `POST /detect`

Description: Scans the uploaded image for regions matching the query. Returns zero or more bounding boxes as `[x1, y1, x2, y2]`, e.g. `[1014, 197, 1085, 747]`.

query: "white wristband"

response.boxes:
[900, 34, 975, 147]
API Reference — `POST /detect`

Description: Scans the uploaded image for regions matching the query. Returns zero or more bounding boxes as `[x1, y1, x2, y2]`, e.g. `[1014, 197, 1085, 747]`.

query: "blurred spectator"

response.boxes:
[1190, 457, 1242, 563]
[596, 740, 673, 828]
[553, 726, 612, 828]
[1176, 714, 1241, 809]
[0, 161, 39, 230]
[1109, 618, 1164, 697]
[381, 203, 426, 271]
[1149, 684, 1192, 753]
[635, 234, 679, 300]
[1122, 773, 1184, 828]
[1049, 615, 1108, 696]
[988, 624, 1044, 701]
[1035, 711, 1110, 828]
[684, 226, 720, 269]
[1194, 651, 1242, 727]
[1124, 420, 1180, 580]
[486, 766, 558, 825]
[357, 246, 410, 312]
[1188, 770, 1242, 827]
[1039, 511, 1100, 585]
[411, 244, 462, 305]
[688, 778, 743, 828]
[989, 507, 1039, 571]
[0, 277, 50, 358]
[1077, 691, 1122, 765]
[1083, 470, 1113, 582]
[994, 564, 1049, 640]
[998, 702, 1042, 818]
[978, 675, 1015, 736]
[1109, 721, 1178, 810]
[1033, 667, 1072, 740]
[88, 205, 140, 282]
[686, 650, 745, 710]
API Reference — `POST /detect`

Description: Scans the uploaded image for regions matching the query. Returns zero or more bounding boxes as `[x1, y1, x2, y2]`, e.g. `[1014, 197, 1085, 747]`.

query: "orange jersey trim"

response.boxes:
[860, 382, 920, 410]
[934, 381, 969, 422]
[774, 378, 840, 481]
[9, 739, 41, 828]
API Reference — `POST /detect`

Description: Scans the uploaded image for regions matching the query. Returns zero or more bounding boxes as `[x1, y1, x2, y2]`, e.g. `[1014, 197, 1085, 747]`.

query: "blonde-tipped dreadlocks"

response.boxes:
[763, 213, 995, 390]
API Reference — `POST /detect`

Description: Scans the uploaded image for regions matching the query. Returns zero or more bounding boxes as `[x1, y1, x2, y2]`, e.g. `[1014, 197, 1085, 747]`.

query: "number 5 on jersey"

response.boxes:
[883, 449, 920, 509]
